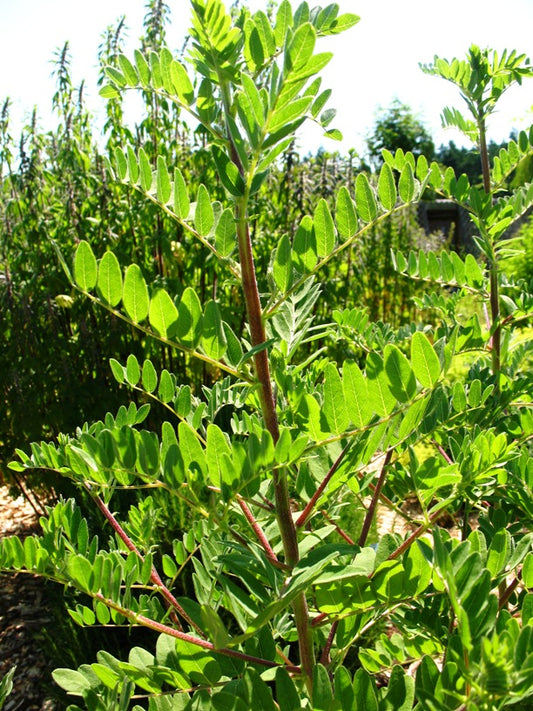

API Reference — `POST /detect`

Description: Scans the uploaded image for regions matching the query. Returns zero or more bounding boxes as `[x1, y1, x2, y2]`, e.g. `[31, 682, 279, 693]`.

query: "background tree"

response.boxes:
[365, 98, 435, 168]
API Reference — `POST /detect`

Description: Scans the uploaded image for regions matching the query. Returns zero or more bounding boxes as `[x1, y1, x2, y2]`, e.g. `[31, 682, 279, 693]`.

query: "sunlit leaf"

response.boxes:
[195, 185, 215, 236]
[142, 359, 158, 393]
[273, 233, 293, 292]
[398, 162, 415, 202]
[322, 363, 349, 434]
[377, 163, 397, 211]
[206, 424, 232, 488]
[274, 1, 293, 47]
[343, 360, 373, 428]
[286, 22, 316, 73]
[170, 60, 195, 104]
[149, 289, 179, 339]
[335, 186, 358, 241]
[173, 168, 190, 219]
[122, 264, 149, 323]
[366, 352, 396, 416]
[292, 215, 317, 273]
[411, 332, 441, 388]
[156, 155, 171, 204]
[139, 148, 153, 192]
[74, 241, 97, 291]
[314, 199, 336, 257]
[215, 208, 236, 257]
[355, 173, 378, 222]
[97, 251, 122, 307]
[117, 54, 138, 86]
[126, 354, 141, 386]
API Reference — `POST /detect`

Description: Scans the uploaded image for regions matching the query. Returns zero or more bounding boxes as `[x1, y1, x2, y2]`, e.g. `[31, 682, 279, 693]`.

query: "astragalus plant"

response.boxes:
[2, 3, 533, 710]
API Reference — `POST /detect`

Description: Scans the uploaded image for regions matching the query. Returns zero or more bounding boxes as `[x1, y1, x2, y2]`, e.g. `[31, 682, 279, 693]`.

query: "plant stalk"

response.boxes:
[296, 441, 353, 529]
[94, 591, 301, 673]
[235, 200, 315, 686]
[478, 118, 501, 384]
[359, 450, 393, 547]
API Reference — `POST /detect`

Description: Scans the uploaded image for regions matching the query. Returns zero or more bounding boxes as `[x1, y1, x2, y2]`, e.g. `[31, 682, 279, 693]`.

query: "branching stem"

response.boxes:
[94, 591, 301, 673]
[296, 441, 353, 529]
[90, 488, 203, 635]
[359, 450, 393, 547]
[237, 496, 279, 563]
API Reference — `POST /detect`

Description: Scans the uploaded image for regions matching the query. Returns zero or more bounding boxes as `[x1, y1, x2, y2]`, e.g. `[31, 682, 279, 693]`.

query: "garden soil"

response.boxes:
[0, 486, 57, 710]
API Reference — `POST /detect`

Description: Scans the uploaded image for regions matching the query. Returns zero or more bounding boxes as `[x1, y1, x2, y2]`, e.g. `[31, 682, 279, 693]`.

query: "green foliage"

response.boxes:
[499, 212, 533, 283]
[421, 46, 533, 140]
[2, 4, 533, 710]
[0, 668, 15, 710]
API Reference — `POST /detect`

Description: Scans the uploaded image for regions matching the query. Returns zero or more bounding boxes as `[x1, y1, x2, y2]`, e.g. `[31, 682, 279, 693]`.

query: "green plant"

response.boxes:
[1, 4, 533, 710]
[0, 667, 15, 710]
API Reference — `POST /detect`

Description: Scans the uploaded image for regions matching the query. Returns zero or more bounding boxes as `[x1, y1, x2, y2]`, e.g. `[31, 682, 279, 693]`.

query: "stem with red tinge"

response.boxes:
[89, 488, 203, 635]
[235, 198, 315, 689]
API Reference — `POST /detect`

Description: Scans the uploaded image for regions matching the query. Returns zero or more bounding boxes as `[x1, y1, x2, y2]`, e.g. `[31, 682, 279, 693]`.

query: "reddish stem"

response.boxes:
[295, 441, 353, 529]
[320, 510, 355, 545]
[312, 612, 328, 628]
[94, 591, 301, 673]
[358, 450, 392, 547]
[433, 441, 453, 465]
[387, 505, 446, 561]
[319, 620, 338, 666]
[237, 497, 280, 563]
[498, 576, 520, 610]
[90, 490, 203, 635]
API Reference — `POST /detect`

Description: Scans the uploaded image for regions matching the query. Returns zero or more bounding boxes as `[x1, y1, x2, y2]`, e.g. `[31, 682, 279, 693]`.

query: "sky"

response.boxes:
[1, 0, 533, 157]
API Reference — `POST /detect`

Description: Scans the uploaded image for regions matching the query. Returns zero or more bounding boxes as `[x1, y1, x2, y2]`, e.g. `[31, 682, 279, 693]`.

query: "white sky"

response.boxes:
[1, 0, 533, 156]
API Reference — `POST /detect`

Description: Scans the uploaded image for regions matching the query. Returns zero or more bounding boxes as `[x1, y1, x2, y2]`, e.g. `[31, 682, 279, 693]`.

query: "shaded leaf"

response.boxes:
[177, 288, 203, 348]
[202, 300, 227, 360]
[273, 233, 293, 292]
[156, 155, 171, 204]
[384, 344, 417, 402]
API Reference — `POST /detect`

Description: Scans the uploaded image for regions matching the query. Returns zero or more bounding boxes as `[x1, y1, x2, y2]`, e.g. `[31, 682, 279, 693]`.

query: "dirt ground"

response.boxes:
[0, 486, 58, 711]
